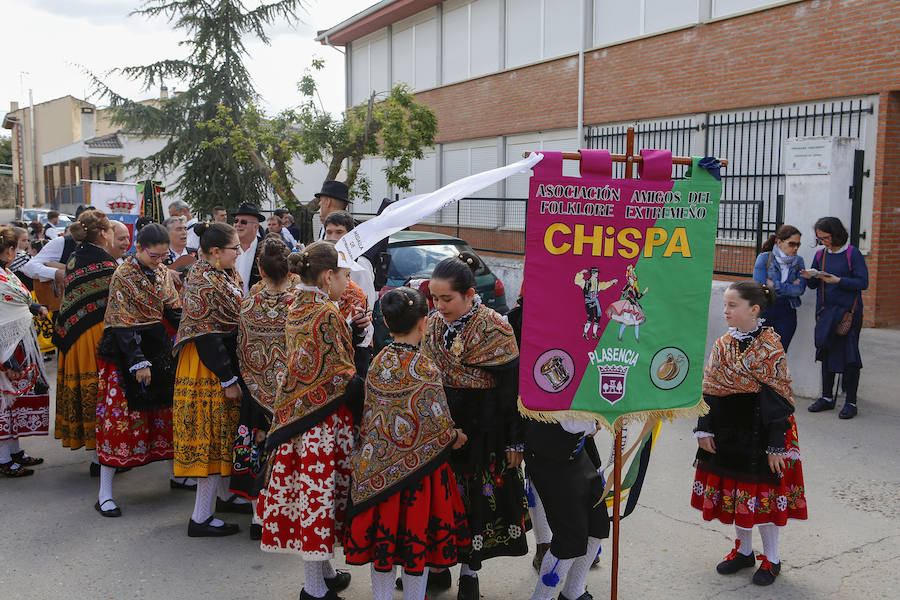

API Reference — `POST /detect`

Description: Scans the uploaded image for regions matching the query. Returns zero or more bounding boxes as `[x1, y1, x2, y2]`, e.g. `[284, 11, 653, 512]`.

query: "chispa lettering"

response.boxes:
[543, 224, 692, 258]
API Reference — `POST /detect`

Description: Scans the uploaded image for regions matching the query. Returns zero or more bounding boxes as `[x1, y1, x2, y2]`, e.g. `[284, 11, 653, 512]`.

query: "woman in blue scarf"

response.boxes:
[752, 225, 806, 350]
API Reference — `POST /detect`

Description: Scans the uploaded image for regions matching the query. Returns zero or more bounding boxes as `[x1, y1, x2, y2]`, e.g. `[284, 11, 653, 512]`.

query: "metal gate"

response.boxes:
[584, 99, 873, 276]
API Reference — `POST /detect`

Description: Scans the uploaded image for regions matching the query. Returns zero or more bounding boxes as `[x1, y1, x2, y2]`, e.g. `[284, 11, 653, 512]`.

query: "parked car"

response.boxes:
[372, 231, 509, 351]
[22, 209, 76, 230]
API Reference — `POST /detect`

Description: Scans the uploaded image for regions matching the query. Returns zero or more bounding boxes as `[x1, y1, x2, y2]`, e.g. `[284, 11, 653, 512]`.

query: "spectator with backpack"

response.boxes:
[801, 217, 868, 419]
[752, 225, 806, 350]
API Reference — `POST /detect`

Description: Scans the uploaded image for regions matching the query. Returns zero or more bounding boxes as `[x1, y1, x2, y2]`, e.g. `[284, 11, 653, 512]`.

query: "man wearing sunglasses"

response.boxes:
[233, 202, 265, 295]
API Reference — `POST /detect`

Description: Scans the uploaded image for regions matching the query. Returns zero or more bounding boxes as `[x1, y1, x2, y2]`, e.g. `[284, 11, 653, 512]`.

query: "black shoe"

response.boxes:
[170, 477, 198, 490]
[216, 494, 253, 514]
[299, 589, 342, 600]
[10, 451, 43, 466]
[839, 403, 858, 419]
[325, 570, 351, 593]
[716, 542, 756, 574]
[187, 516, 240, 537]
[808, 397, 835, 412]
[250, 523, 263, 540]
[752, 556, 781, 585]
[532, 542, 550, 572]
[94, 499, 122, 518]
[457, 574, 479, 600]
[0, 461, 34, 478]
[559, 592, 594, 600]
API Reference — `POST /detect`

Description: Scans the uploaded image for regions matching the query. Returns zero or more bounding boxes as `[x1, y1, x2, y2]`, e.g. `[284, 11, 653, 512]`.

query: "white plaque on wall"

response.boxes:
[784, 138, 832, 175]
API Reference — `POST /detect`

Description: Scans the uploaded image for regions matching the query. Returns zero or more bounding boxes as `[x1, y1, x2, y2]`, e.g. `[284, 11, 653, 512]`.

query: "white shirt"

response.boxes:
[279, 228, 297, 250]
[234, 237, 258, 296]
[351, 255, 378, 309]
[45, 225, 64, 239]
[21, 235, 67, 282]
[185, 218, 200, 250]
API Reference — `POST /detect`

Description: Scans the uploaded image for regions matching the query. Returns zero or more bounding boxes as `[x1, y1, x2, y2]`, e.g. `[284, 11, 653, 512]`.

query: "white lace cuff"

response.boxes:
[693, 431, 715, 439]
[220, 376, 239, 389]
[129, 361, 152, 373]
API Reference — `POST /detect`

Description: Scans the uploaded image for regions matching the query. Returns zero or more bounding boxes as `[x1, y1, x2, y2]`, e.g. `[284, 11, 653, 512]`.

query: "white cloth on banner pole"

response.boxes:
[334, 153, 544, 261]
[85, 180, 141, 216]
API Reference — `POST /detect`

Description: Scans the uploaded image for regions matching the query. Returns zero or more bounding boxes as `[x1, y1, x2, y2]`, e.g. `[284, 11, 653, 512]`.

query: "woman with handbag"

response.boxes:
[801, 217, 868, 419]
[752, 225, 806, 350]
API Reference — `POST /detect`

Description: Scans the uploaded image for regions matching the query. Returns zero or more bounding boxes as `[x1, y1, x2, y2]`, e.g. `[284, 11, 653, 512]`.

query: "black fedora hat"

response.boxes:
[233, 202, 265, 222]
[314, 180, 350, 204]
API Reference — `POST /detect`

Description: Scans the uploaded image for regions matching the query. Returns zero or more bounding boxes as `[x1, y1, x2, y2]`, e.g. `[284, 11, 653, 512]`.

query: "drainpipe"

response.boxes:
[577, 0, 586, 148]
[29, 88, 39, 207]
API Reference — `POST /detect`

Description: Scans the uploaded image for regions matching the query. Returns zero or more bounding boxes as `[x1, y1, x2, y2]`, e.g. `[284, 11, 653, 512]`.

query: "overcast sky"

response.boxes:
[1, 0, 375, 120]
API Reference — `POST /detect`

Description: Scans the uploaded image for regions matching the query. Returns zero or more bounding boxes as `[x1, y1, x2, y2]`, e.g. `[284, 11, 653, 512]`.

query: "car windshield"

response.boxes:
[387, 242, 486, 280]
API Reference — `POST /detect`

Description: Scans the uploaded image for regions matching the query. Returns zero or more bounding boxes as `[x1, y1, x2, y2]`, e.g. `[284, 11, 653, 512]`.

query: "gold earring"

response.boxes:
[216, 257, 221, 270]
[327, 282, 333, 297]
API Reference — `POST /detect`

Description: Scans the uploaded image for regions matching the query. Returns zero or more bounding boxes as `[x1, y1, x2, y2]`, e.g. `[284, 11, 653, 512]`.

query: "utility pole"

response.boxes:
[29, 88, 38, 207]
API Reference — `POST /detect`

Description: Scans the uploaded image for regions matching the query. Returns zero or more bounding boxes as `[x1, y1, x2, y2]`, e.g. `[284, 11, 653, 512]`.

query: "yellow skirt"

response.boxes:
[54, 321, 104, 450]
[173, 342, 241, 478]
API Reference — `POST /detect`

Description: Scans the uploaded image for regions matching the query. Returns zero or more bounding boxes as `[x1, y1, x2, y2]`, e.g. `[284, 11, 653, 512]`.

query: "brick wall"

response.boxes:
[408, 0, 900, 326]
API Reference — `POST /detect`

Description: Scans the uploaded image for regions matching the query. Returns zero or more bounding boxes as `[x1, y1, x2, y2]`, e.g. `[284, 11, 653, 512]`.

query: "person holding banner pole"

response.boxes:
[691, 281, 807, 587]
[422, 252, 529, 600]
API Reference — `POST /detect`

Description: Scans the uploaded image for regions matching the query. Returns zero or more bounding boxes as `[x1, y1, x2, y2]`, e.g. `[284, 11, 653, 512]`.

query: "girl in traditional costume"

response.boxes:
[691, 281, 807, 586]
[54, 210, 117, 472]
[606, 265, 648, 342]
[257, 241, 363, 600]
[0, 226, 50, 478]
[233, 237, 299, 539]
[345, 287, 470, 600]
[94, 223, 182, 516]
[422, 252, 529, 600]
[173, 222, 246, 536]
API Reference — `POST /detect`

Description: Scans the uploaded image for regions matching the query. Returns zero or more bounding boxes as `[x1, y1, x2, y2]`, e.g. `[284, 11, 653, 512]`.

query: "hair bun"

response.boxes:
[193, 222, 210, 238]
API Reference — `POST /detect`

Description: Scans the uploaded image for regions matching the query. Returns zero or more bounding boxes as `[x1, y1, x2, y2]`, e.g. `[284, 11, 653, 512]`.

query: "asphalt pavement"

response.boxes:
[1, 327, 898, 600]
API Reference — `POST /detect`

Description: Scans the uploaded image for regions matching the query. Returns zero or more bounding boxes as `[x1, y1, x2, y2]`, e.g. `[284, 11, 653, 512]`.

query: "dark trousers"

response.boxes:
[822, 362, 861, 405]
[762, 296, 797, 351]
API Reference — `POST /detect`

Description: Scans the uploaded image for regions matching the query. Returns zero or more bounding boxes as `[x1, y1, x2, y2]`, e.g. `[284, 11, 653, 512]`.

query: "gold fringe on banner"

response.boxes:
[517, 397, 709, 434]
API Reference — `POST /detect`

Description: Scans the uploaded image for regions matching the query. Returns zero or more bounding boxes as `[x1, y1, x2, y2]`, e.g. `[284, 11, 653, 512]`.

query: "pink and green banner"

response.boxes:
[518, 150, 722, 430]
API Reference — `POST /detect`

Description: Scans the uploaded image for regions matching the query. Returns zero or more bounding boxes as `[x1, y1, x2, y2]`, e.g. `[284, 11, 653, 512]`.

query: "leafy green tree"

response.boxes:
[0, 135, 12, 168]
[204, 59, 437, 241]
[91, 0, 304, 216]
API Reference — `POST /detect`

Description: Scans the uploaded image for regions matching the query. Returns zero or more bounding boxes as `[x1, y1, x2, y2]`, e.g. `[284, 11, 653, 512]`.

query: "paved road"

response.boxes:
[2, 328, 898, 600]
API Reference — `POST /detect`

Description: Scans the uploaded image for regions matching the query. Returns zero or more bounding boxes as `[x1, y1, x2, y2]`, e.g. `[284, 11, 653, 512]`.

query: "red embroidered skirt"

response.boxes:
[95, 359, 174, 468]
[257, 405, 354, 559]
[344, 462, 470, 574]
[0, 393, 49, 440]
[691, 415, 807, 528]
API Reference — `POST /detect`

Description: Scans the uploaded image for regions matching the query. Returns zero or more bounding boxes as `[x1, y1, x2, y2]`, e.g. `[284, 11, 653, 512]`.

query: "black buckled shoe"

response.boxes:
[250, 523, 263, 540]
[839, 403, 858, 419]
[216, 494, 253, 514]
[560, 592, 594, 600]
[457, 574, 479, 600]
[10, 451, 43, 466]
[94, 499, 122, 518]
[716, 541, 756, 574]
[751, 555, 781, 585]
[808, 397, 835, 412]
[299, 589, 343, 600]
[0, 461, 34, 478]
[170, 477, 198, 490]
[324, 570, 351, 593]
[187, 516, 240, 537]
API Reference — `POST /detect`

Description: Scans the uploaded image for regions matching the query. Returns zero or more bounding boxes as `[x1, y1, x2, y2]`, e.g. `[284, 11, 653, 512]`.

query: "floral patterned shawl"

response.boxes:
[702, 327, 794, 403]
[174, 259, 242, 351]
[104, 255, 180, 329]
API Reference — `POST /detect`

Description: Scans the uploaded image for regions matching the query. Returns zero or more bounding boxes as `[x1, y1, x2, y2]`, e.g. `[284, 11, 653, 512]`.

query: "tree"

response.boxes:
[91, 0, 304, 216]
[0, 135, 11, 167]
[205, 59, 438, 220]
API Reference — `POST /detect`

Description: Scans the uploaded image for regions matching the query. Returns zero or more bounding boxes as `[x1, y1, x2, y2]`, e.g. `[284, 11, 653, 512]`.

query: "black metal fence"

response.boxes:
[584, 119, 698, 179]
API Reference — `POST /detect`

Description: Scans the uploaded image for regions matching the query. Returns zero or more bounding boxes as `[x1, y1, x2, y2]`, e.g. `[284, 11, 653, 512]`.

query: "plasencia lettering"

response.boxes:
[543, 224, 691, 258]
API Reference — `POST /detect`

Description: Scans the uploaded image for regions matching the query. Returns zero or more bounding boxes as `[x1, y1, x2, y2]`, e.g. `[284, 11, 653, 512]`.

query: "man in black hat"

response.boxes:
[315, 180, 350, 240]
[233, 202, 265, 295]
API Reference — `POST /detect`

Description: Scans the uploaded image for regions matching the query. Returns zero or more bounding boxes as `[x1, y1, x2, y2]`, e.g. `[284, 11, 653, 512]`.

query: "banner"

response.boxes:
[518, 150, 722, 430]
[85, 180, 141, 216]
[335, 154, 543, 261]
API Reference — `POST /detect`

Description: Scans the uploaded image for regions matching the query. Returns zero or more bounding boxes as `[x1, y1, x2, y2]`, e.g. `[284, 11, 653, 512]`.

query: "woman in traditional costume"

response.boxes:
[257, 241, 363, 600]
[0, 225, 50, 477]
[802, 217, 868, 419]
[606, 265, 648, 342]
[422, 252, 529, 600]
[173, 222, 246, 537]
[345, 287, 469, 600]
[53, 210, 117, 472]
[691, 281, 807, 587]
[233, 237, 299, 539]
[93, 223, 182, 516]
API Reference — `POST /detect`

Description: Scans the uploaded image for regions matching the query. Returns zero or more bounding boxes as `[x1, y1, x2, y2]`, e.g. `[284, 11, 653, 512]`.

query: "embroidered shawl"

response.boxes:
[104, 255, 180, 329]
[55, 243, 118, 353]
[423, 303, 519, 389]
[0, 267, 47, 406]
[237, 274, 301, 413]
[338, 279, 369, 320]
[349, 344, 456, 514]
[174, 259, 242, 351]
[266, 288, 357, 448]
[702, 327, 793, 403]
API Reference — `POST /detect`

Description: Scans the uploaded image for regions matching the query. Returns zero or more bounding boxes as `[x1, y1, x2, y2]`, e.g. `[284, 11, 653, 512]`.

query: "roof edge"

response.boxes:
[315, 0, 441, 46]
